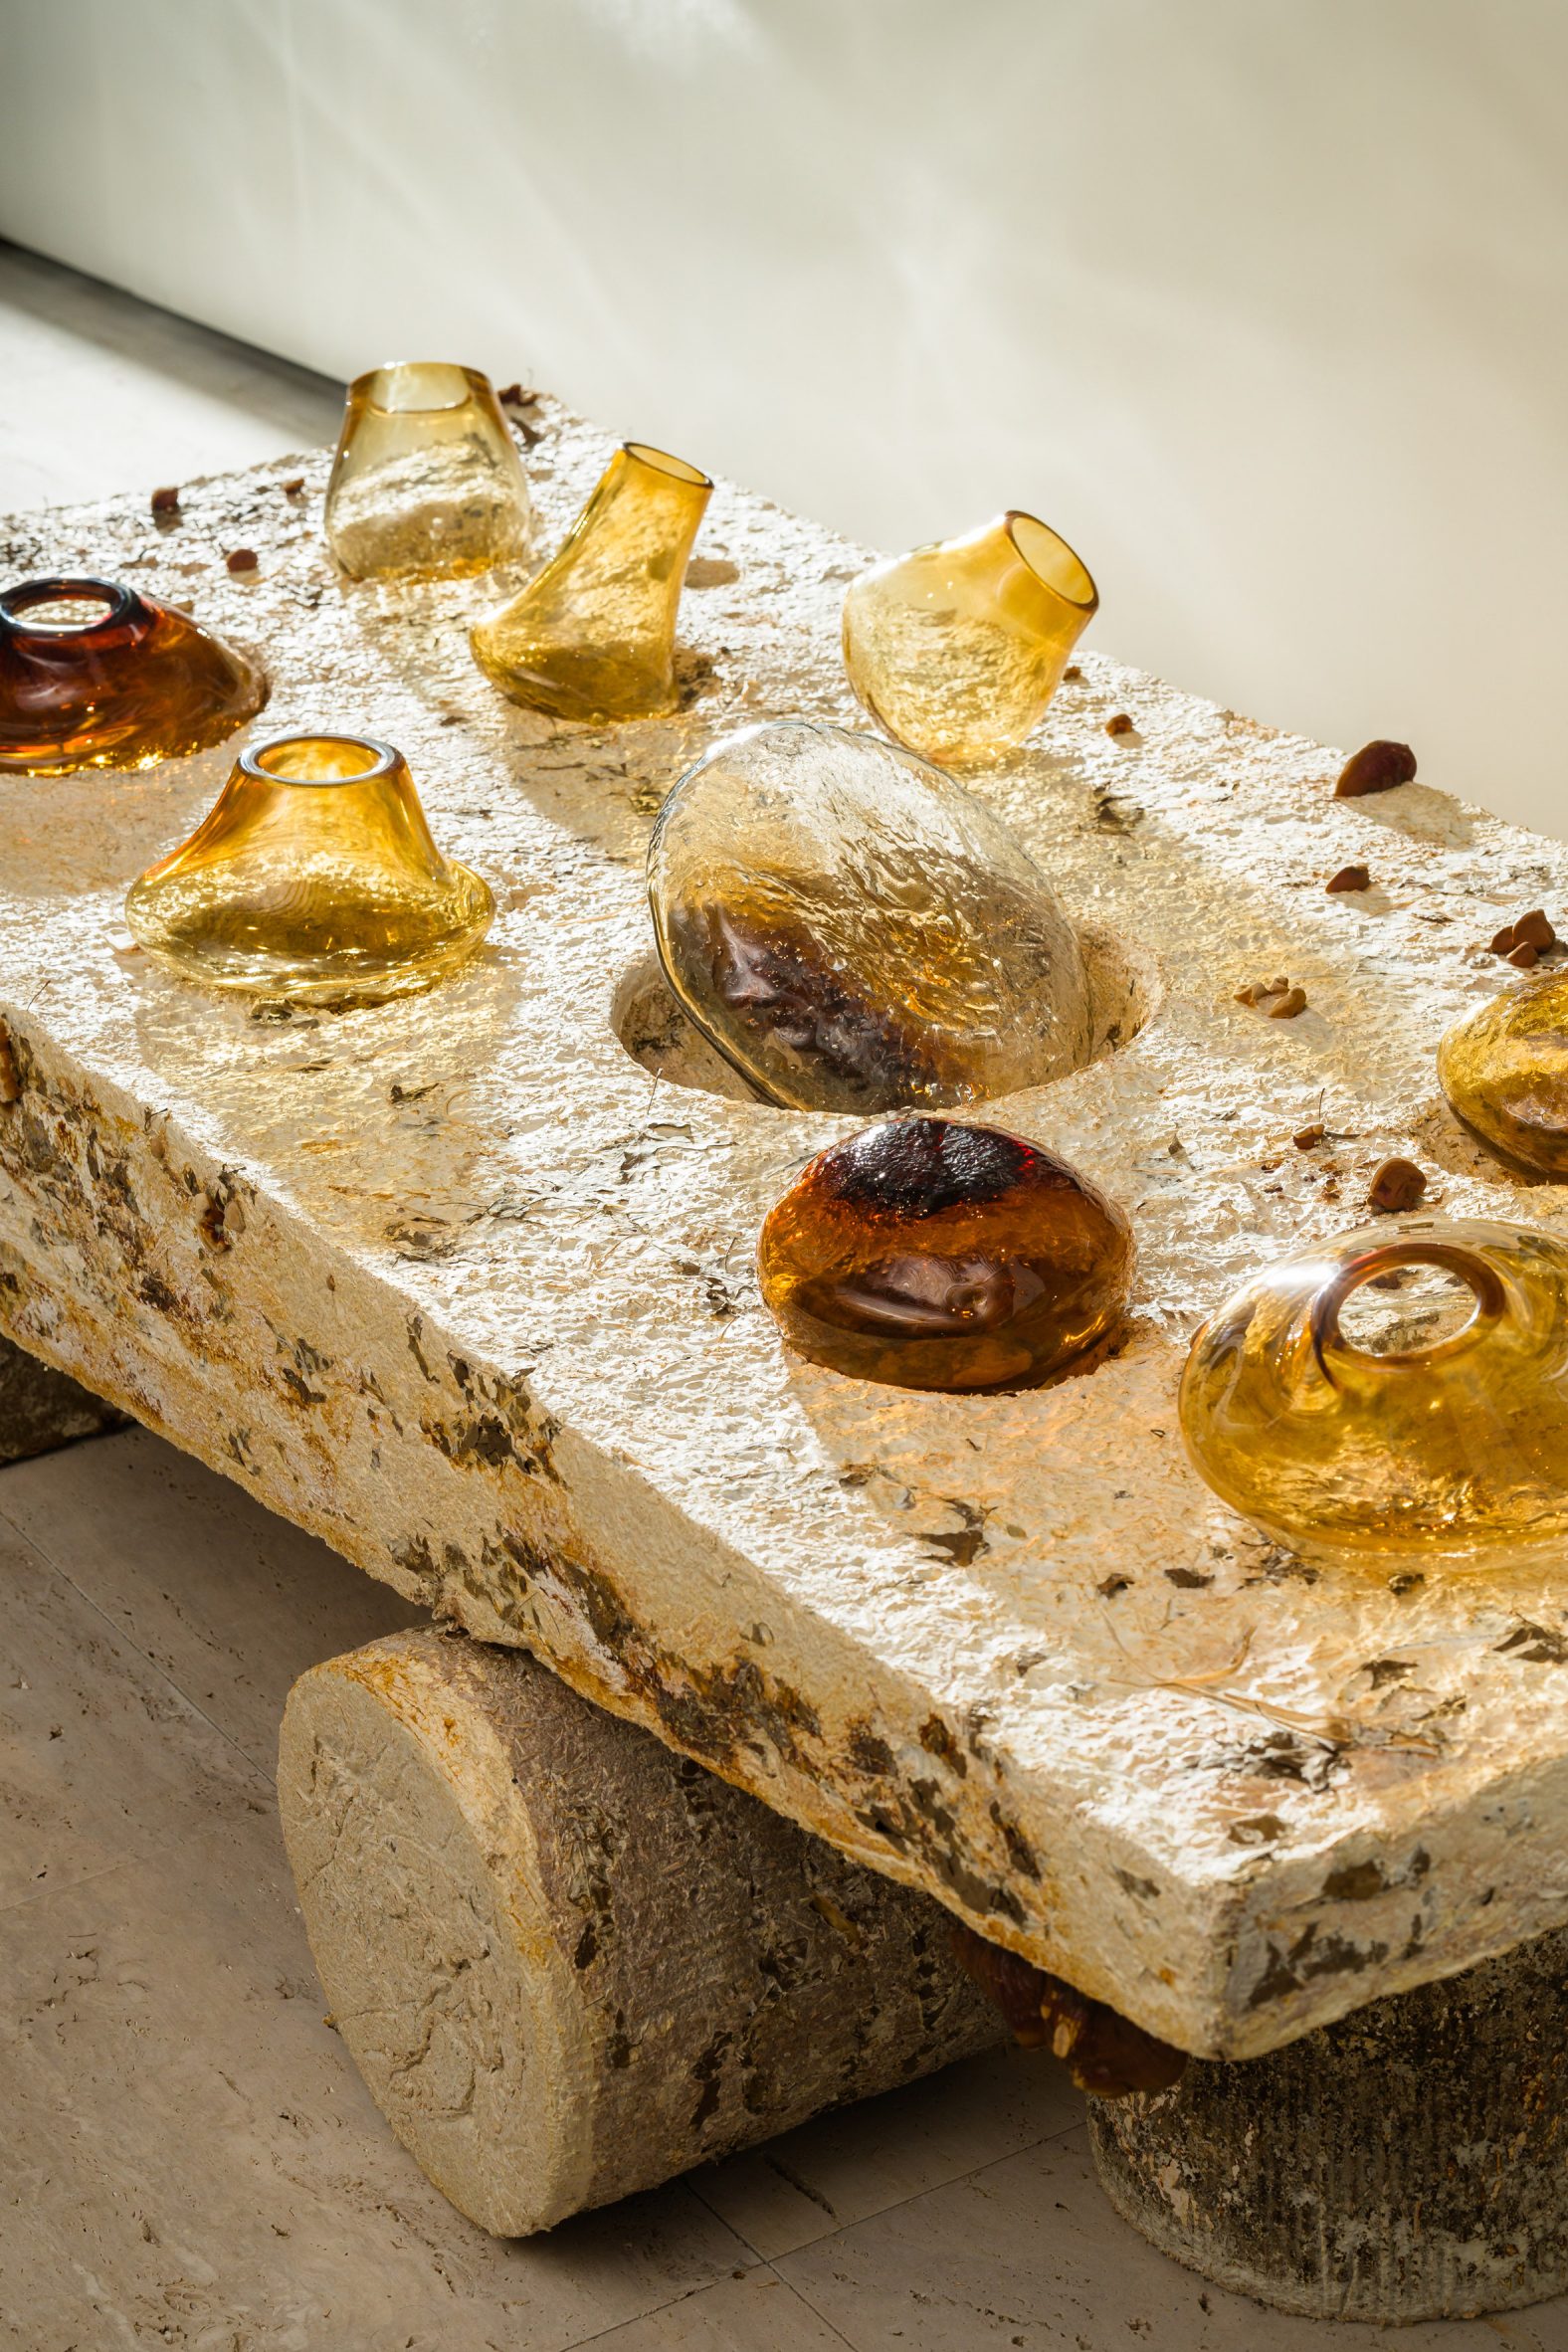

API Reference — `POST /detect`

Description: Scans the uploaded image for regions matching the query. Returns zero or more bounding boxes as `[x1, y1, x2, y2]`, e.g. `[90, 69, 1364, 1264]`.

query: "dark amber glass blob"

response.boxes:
[758, 1116, 1133, 1392]
[0, 577, 267, 774]
[1438, 970, 1568, 1177]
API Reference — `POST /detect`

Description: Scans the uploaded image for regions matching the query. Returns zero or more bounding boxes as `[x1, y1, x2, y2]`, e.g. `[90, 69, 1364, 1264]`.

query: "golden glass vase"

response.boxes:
[1438, 970, 1568, 1178]
[124, 732, 493, 1005]
[0, 576, 266, 774]
[470, 443, 711, 721]
[842, 513, 1097, 768]
[758, 1114, 1133, 1393]
[1180, 1217, 1568, 1573]
[324, 362, 533, 583]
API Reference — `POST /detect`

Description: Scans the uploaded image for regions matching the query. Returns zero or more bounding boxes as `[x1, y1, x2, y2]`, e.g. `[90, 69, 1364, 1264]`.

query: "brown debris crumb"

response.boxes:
[496, 383, 538, 408]
[1514, 908, 1556, 951]
[282, 476, 305, 497]
[1104, 712, 1134, 738]
[1325, 864, 1370, 893]
[1509, 941, 1539, 970]
[1334, 739, 1417, 798]
[226, 548, 259, 576]
[0, 1029, 19, 1105]
[685, 556, 740, 590]
[950, 1925, 1187, 2098]
[1293, 1122, 1325, 1149]
[1268, 986, 1308, 1019]
[150, 485, 180, 517]
[1063, 664, 1083, 682]
[1369, 1156, 1427, 1214]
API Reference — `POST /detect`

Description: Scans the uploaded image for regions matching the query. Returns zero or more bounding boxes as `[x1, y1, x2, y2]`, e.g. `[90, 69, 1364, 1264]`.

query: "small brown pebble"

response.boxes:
[1325, 864, 1370, 893]
[1509, 941, 1539, 969]
[150, 485, 180, 516]
[1063, 664, 1083, 682]
[1104, 712, 1134, 738]
[1293, 1122, 1325, 1148]
[1488, 923, 1517, 955]
[1334, 739, 1417, 797]
[0, 1030, 19, 1105]
[496, 383, 537, 407]
[1513, 908, 1555, 951]
[1267, 986, 1308, 1018]
[1234, 983, 1259, 1006]
[282, 476, 305, 497]
[1368, 1156, 1427, 1214]
[226, 548, 259, 575]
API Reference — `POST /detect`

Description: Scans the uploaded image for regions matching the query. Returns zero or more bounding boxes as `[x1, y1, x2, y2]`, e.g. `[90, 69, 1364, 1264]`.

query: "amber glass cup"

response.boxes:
[324, 363, 533, 583]
[842, 514, 1097, 767]
[1438, 972, 1568, 1177]
[470, 443, 711, 721]
[0, 576, 267, 774]
[1180, 1218, 1568, 1572]
[124, 732, 493, 1004]
[759, 1115, 1133, 1393]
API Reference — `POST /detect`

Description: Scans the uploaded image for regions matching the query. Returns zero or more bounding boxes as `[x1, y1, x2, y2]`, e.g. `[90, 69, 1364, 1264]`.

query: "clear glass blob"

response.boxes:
[0, 577, 267, 774]
[470, 443, 711, 721]
[124, 732, 494, 1004]
[1180, 1217, 1568, 1571]
[758, 1114, 1133, 1393]
[647, 719, 1093, 1114]
[1438, 971, 1568, 1178]
[323, 362, 534, 583]
[842, 512, 1097, 768]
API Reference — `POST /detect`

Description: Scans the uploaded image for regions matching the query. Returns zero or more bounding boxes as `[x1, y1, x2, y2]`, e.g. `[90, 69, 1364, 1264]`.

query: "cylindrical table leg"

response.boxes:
[279, 1628, 1001, 2238]
[1087, 1929, 1568, 2323]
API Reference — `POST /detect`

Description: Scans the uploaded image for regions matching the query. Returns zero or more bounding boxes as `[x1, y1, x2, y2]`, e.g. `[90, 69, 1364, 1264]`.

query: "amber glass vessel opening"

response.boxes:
[1313, 1241, 1503, 1370]
[1, 578, 134, 633]
[1006, 515, 1097, 612]
[624, 444, 713, 489]
[356, 362, 477, 416]
[244, 734, 396, 787]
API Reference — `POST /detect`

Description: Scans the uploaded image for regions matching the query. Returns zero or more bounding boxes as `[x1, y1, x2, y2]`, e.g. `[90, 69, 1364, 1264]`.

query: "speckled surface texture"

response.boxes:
[3, 405, 1567, 2060]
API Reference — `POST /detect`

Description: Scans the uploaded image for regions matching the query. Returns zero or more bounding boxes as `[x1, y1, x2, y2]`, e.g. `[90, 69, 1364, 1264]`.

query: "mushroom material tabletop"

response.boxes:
[0, 407, 1565, 2063]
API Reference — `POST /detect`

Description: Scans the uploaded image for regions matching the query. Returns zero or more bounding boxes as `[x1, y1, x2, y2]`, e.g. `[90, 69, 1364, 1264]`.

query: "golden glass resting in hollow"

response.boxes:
[323, 362, 533, 582]
[1438, 972, 1568, 1177]
[0, 577, 267, 773]
[758, 1115, 1133, 1393]
[1180, 1217, 1568, 1571]
[647, 718, 1093, 1115]
[841, 513, 1097, 767]
[470, 443, 711, 721]
[124, 733, 493, 1004]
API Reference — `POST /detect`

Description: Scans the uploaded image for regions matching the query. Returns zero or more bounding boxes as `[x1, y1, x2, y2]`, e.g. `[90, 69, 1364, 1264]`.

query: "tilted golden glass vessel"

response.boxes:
[0, 577, 267, 774]
[1438, 971, 1568, 1177]
[648, 719, 1093, 1115]
[759, 1115, 1133, 1393]
[470, 443, 711, 721]
[124, 732, 493, 1004]
[842, 513, 1097, 767]
[324, 362, 533, 582]
[1180, 1217, 1568, 1571]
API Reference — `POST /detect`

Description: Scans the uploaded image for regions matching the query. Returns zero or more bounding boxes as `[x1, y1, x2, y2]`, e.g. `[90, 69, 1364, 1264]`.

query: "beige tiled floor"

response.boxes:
[5, 245, 1568, 2351]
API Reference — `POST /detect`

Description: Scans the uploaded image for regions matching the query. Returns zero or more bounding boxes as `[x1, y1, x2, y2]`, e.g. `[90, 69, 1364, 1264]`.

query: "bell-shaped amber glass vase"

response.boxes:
[1438, 971, 1568, 1177]
[0, 577, 267, 774]
[842, 513, 1097, 768]
[759, 1115, 1133, 1393]
[470, 443, 711, 721]
[648, 719, 1092, 1115]
[124, 732, 493, 1005]
[324, 362, 533, 583]
[1180, 1217, 1568, 1572]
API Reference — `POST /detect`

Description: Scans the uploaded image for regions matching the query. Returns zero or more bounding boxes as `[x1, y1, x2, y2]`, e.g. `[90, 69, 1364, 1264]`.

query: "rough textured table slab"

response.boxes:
[3, 410, 1567, 2058]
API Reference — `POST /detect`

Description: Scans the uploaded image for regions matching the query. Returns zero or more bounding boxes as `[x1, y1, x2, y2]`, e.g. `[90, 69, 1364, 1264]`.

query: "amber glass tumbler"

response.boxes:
[1180, 1217, 1568, 1571]
[324, 363, 533, 582]
[759, 1115, 1132, 1393]
[0, 577, 267, 774]
[1438, 971, 1568, 1178]
[124, 732, 493, 1004]
[842, 514, 1097, 767]
[470, 443, 711, 721]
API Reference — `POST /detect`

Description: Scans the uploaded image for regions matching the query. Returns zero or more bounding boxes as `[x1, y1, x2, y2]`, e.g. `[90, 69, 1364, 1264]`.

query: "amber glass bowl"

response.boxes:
[1180, 1217, 1568, 1572]
[324, 362, 533, 583]
[471, 443, 711, 721]
[1438, 971, 1568, 1177]
[758, 1115, 1133, 1393]
[0, 577, 267, 774]
[842, 513, 1097, 768]
[124, 732, 493, 1004]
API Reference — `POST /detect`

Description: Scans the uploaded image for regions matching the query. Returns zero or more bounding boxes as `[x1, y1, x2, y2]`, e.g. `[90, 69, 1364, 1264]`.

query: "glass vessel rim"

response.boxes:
[350, 361, 491, 417]
[1003, 513, 1098, 612]
[0, 577, 138, 635]
[1309, 1237, 1506, 1372]
[240, 731, 400, 787]
[622, 443, 713, 489]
